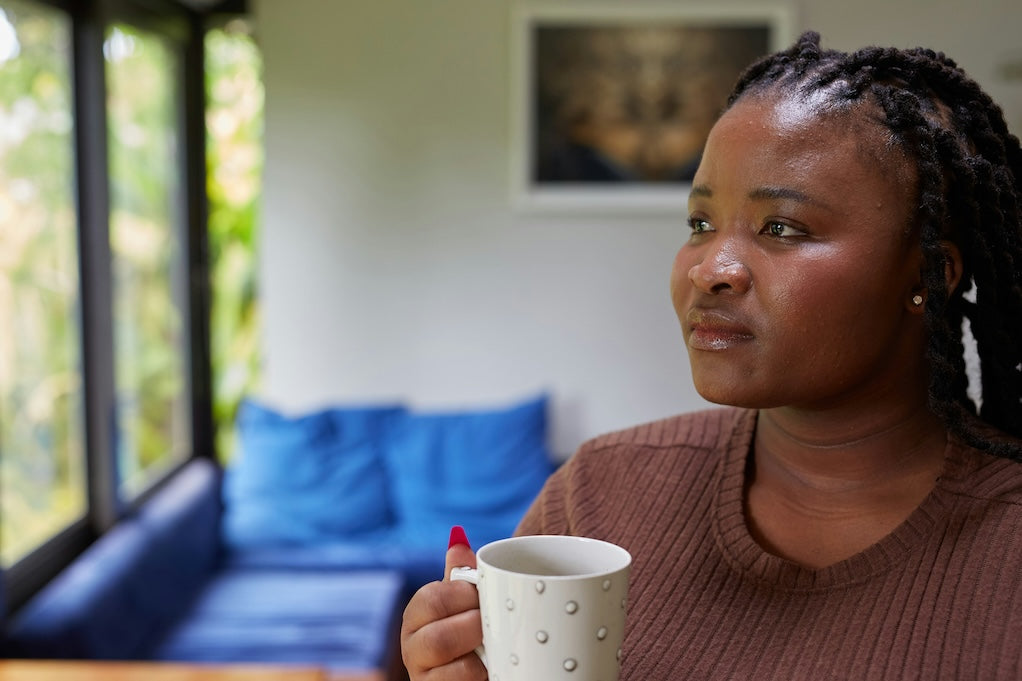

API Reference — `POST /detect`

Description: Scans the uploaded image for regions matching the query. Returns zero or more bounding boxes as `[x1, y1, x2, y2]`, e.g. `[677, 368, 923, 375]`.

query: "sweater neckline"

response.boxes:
[712, 408, 956, 591]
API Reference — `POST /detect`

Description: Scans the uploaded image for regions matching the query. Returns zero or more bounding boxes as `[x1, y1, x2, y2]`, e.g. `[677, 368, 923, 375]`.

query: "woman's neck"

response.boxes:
[754, 401, 948, 482]
[744, 402, 948, 569]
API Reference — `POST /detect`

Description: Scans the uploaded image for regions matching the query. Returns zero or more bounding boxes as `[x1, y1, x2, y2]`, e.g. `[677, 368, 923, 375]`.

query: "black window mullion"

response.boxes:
[72, 0, 121, 533]
[182, 9, 215, 463]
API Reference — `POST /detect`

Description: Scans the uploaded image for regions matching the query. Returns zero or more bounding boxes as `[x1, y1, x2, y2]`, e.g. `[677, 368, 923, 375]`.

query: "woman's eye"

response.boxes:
[764, 221, 803, 237]
[688, 217, 712, 234]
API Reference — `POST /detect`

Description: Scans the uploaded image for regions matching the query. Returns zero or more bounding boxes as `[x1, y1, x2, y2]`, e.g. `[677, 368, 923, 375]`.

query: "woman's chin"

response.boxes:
[692, 381, 772, 410]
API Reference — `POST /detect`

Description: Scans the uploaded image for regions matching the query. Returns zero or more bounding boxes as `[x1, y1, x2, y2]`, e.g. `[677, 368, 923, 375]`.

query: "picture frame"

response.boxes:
[510, 3, 794, 213]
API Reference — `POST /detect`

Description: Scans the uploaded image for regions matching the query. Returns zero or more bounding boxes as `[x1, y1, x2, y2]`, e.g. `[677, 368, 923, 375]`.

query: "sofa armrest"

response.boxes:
[7, 458, 222, 659]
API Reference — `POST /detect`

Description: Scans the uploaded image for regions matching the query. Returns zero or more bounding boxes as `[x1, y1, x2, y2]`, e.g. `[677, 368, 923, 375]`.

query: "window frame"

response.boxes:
[3, 0, 217, 614]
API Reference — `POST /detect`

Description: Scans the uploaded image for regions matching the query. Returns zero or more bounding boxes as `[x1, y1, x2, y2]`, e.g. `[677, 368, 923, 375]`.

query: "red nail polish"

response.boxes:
[448, 525, 471, 550]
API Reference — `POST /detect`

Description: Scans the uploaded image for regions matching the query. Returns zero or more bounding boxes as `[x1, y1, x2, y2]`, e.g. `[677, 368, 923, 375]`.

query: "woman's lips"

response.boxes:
[686, 309, 754, 351]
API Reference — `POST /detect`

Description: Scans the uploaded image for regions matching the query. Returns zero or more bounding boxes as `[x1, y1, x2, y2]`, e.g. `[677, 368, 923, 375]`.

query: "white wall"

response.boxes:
[252, 0, 1022, 458]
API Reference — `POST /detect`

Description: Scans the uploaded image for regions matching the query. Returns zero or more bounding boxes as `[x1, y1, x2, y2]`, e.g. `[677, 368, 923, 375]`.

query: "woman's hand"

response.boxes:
[401, 528, 487, 680]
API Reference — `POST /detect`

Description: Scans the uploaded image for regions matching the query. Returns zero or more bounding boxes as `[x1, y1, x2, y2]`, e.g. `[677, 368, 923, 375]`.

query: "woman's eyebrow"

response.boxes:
[749, 186, 832, 210]
[690, 184, 712, 199]
[689, 184, 834, 212]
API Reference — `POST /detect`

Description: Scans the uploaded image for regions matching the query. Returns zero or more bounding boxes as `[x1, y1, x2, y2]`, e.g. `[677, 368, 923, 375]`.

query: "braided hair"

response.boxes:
[728, 32, 1022, 459]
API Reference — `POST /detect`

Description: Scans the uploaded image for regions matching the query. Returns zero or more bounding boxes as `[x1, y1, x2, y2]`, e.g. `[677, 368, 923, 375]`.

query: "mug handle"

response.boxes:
[450, 567, 488, 669]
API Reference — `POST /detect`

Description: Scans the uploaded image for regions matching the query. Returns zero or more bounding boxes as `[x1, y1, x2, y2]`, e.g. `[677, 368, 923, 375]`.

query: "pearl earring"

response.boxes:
[912, 294, 924, 306]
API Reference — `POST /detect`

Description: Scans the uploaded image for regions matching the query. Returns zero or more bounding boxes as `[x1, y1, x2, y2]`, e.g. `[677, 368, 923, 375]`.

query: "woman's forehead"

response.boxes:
[716, 91, 916, 185]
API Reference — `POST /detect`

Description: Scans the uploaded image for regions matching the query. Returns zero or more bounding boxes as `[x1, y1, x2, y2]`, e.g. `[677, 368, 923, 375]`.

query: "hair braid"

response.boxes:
[728, 31, 1022, 458]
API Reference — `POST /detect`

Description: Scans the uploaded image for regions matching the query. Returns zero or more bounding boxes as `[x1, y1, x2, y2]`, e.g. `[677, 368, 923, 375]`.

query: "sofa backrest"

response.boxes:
[7, 458, 222, 659]
[222, 395, 555, 557]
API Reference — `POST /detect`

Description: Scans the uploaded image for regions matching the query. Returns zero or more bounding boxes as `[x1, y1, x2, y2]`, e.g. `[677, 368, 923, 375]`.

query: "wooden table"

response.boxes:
[0, 661, 385, 681]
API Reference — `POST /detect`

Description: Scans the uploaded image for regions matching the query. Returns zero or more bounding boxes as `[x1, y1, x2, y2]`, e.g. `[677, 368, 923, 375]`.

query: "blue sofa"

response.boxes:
[5, 394, 554, 675]
[5, 459, 405, 673]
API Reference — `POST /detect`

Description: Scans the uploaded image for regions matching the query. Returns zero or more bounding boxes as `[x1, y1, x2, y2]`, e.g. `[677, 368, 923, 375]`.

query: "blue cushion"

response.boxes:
[383, 394, 554, 550]
[153, 568, 405, 672]
[222, 400, 404, 548]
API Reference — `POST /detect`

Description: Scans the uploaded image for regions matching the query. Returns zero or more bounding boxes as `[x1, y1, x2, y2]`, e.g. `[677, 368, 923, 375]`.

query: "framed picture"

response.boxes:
[510, 3, 794, 213]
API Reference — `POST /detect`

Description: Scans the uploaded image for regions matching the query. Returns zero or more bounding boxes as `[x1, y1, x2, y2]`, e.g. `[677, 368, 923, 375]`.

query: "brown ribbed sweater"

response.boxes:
[517, 407, 1022, 680]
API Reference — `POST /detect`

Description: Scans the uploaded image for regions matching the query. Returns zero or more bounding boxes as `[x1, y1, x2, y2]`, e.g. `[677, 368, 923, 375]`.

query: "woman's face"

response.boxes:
[670, 92, 927, 410]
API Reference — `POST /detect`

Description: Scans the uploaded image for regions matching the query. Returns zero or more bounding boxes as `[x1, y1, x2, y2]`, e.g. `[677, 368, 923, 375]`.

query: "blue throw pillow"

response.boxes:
[222, 400, 404, 548]
[383, 394, 554, 550]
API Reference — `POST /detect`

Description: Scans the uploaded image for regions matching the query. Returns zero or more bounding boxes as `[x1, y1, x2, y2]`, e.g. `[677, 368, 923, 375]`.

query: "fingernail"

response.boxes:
[448, 525, 471, 550]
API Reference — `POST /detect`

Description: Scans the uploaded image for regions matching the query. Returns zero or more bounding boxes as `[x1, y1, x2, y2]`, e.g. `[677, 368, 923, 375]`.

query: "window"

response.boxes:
[105, 23, 192, 496]
[205, 23, 262, 462]
[0, 0, 215, 612]
[0, 0, 87, 568]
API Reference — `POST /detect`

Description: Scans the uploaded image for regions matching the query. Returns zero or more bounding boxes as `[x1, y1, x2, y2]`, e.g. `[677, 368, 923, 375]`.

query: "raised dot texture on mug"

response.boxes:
[506, 598, 515, 611]
[597, 626, 608, 640]
[535, 580, 545, 594]
[510, 654, 519, 666]
[565, 600, 578, 614]
[563, 659, 578, 672]
[536, 630, 549, 644]
[602, 579, 612, 591]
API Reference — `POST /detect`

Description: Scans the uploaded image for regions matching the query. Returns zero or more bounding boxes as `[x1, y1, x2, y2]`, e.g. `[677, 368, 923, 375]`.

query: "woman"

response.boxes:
[401, 32, 1022, 679]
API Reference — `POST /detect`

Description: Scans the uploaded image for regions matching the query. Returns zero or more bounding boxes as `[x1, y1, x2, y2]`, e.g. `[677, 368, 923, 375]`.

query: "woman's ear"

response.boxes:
[940, 240, 964, 295]
[907, 240, 964, 313]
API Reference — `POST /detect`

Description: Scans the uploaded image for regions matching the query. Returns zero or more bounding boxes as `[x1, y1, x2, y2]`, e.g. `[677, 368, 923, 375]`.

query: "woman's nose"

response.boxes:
[687, 240, 751, 294]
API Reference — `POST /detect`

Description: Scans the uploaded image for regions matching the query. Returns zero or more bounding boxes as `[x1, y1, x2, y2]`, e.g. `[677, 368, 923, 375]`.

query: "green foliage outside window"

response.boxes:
[0, 0, 86, 566]
[205, 25, 262, 462]
[106, 23, 191, 495]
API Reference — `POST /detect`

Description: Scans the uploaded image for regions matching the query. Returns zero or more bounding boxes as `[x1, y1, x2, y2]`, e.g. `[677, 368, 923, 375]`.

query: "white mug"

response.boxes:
[451, 534, 632, 681]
